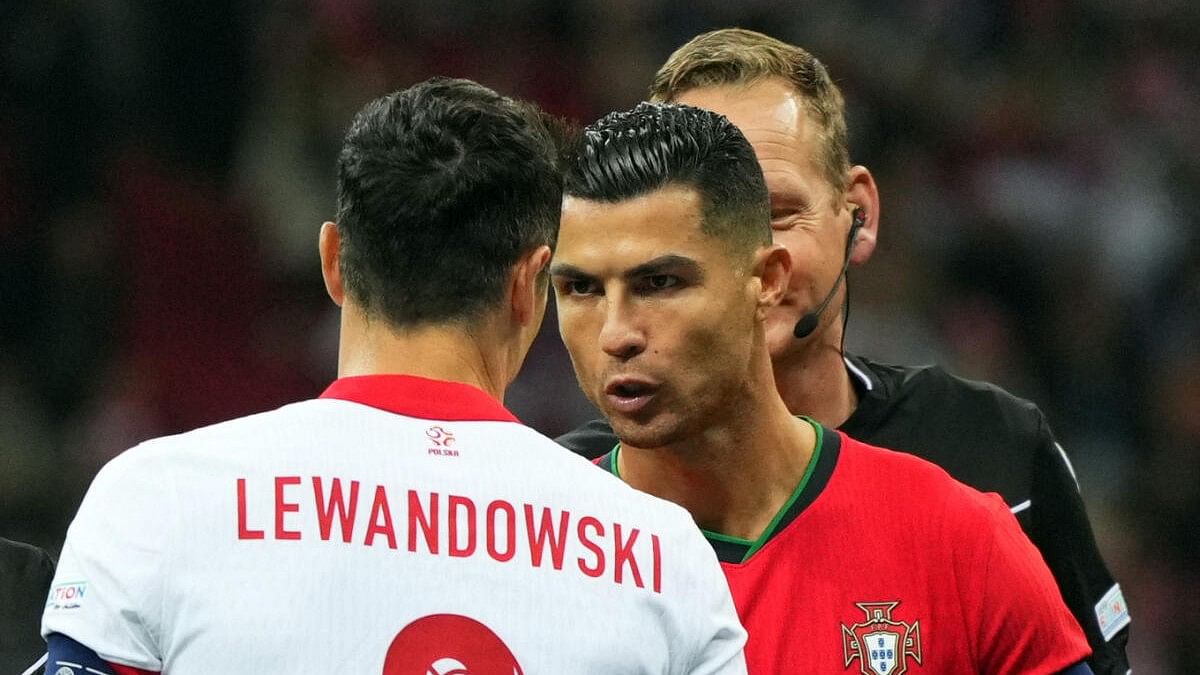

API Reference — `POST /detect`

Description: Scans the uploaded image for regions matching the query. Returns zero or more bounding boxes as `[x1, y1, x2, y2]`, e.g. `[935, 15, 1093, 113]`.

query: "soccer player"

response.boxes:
[551, 100, 1093, 673]
[557, 28, 1129, 674]
[0, 537, 54, 674]
[42, 78, 747, 674]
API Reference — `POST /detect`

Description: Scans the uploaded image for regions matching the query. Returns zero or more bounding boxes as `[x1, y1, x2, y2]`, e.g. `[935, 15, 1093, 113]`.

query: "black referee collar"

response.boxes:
[841, 352, 889, 436]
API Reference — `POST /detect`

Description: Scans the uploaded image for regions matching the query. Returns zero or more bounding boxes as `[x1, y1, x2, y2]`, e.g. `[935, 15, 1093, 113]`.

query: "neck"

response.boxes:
[336, 308, 512, 401]
[617, 379, 816, 541]
[773, 321, 858, 428]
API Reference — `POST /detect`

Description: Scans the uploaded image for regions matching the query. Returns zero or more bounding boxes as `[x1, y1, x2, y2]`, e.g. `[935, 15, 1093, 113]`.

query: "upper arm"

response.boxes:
[46, 633, 160, 675]
[968, 493, 1092, 673]
[1028, 420, 1130, 673]
[42, 449, 173, 671]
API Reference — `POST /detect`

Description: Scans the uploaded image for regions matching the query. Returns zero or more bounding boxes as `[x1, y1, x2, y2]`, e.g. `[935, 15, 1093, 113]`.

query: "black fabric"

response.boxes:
[558, 418, 618, 461]
[0, 537, 54, 674]
[557, 353, 1129, 674]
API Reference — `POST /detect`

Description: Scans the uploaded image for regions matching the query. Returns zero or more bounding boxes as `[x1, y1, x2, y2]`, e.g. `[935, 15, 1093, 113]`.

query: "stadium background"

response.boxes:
[1, 1, 1195, 670]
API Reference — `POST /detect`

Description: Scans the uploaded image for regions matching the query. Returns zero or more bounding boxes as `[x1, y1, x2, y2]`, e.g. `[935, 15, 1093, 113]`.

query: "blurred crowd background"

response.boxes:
[1, 0, 1196, 670]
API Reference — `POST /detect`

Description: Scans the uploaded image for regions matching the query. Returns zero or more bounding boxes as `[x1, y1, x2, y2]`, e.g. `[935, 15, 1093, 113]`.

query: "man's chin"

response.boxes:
[607, 416, 675, 451]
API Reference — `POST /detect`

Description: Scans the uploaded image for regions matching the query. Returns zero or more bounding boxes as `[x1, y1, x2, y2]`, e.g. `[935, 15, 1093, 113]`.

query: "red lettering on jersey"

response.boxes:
[274, 476, 302, 540]
[651, 533, 662, 594]
[448, 494, 476, 558]
[486, 500, 516, 562]
[313, 477, 359, 543]
[364, 485, 397, 549]
[408, 490, 439, 554]
[576, 516, 606, 578]
[237, 478, 265, 540]
[524, 505, 569, 570]
[613, 524, 643, 589]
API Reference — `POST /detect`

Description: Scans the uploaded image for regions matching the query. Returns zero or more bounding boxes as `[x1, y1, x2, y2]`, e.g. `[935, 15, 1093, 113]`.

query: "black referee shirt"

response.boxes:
[556, 352, 1130, 675]
[0, 537, 54, 674]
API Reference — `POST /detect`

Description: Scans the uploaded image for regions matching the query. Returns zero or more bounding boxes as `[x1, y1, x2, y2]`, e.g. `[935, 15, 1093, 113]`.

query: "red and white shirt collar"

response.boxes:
[320, 374, 519, 423]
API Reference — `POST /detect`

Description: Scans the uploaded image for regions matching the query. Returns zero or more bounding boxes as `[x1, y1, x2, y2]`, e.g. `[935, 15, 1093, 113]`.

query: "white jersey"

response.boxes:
[44, 375, 746, 674]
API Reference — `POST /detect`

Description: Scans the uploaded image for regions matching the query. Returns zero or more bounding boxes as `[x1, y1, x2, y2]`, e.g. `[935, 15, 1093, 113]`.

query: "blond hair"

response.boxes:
[650, 28, 850, 196]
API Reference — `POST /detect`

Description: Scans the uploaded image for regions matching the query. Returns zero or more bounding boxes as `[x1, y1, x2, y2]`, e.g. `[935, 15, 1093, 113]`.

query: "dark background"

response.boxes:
[1, 1, 1196, 670]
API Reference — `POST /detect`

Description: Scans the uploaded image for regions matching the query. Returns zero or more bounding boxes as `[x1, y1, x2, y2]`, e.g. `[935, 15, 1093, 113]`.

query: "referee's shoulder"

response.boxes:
[0, 537, 54, 580]
[859, 355, 1046, 440]
[555, 417, 617, 459]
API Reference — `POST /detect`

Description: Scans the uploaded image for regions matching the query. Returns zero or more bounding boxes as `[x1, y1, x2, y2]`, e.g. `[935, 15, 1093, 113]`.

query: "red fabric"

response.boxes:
[108, 664, 158, 675]
[320, 374, 519, 423]
[724, 433, 1090, 674]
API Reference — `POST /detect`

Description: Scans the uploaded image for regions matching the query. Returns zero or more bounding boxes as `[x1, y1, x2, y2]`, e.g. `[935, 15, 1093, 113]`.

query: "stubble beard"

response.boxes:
[608, 415, 681, 451]
[604, 392, 693, 451]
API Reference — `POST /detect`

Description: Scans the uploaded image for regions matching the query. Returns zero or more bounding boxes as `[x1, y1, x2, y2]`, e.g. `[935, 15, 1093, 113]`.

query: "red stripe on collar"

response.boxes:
[319, 375, 520, 423]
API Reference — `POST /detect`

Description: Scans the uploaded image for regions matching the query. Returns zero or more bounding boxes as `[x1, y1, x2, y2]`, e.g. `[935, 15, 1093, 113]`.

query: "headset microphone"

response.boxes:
[793, 208, 865, 339]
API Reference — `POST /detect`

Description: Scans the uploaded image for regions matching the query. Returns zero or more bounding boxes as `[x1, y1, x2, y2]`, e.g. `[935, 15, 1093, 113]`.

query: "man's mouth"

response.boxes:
[603, 377, 660, 415]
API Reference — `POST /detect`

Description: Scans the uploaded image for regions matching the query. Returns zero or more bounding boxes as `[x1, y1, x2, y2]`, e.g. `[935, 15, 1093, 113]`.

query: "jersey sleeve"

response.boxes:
[670, 513, 747, 675]
[42, 445, 173, 671]
[1028, 417, 1130, 674]
[966, 492, 1091, 673]
[45, 633, 159, 675]
[555, 418, 619, 460]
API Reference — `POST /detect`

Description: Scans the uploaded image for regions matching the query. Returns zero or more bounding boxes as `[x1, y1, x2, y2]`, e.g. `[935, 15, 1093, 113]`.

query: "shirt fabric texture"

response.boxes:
[45, 374, 747, 674]
[561, 353, 1127, 674]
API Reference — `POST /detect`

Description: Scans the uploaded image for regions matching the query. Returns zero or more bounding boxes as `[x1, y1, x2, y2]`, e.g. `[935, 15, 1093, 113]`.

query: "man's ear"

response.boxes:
[510, 245, 553, 326]
[844, 165, 880, 266]
[318, 221, 345, 307]
[753, 243, 792, 321]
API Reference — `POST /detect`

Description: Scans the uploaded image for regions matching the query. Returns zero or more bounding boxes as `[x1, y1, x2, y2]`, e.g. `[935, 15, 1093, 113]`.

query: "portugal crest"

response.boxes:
[841, 601, 923, 675]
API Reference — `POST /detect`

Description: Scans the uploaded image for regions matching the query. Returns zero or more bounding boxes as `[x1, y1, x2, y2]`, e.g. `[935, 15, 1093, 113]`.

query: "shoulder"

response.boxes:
[0, 537, 54, 587]
[555, 418, 617, 460]
[846, 355, 1052, 489]
[862, 355, 1043, 425]
[103, 399, 334, 468]
[76, 403, 324, 517]
[837, 433, 957, 483]
[837, 435, 1013, 522]
[526, 432, 711, 540]
[526, 429, 697, 522]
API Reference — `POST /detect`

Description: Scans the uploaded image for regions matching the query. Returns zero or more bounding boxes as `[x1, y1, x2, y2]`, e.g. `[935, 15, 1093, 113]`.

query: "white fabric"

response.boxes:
[44, 398, 746, 674]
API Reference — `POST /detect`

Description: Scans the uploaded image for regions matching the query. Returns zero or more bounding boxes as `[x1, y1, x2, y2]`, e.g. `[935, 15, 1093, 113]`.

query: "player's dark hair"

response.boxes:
[565, 102, 770, 255]
[335, 77, 565, 327]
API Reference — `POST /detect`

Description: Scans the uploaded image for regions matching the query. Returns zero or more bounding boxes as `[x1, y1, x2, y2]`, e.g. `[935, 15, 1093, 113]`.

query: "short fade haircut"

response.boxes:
[335, 77, 563, 328]
[565, 101, 770, 258]
[649, 28, 850, 198]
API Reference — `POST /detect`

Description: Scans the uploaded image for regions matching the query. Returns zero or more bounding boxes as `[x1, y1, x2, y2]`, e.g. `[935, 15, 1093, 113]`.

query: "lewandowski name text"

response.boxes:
[236, 476, 663, 593]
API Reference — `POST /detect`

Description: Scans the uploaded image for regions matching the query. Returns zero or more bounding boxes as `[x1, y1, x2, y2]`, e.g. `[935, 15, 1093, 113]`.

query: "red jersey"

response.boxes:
[601, 422, 1090, 674]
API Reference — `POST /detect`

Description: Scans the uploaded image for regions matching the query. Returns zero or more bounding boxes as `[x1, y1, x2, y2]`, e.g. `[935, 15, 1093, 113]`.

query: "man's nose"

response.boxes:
[598, 297, 646, 360]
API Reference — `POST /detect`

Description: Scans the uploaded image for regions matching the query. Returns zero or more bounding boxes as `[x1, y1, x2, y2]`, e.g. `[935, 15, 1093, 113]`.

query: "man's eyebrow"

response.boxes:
[549, 254, 702, 280]
[548, 262, 592, 278]
[625, 254, 701, 280]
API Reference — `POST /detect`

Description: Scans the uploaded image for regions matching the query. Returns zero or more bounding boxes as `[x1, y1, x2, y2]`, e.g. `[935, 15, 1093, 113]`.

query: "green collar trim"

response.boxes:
[735, 418, 823, 561]
[611, 418, 824, 564]
[608, 441, 622, 478]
